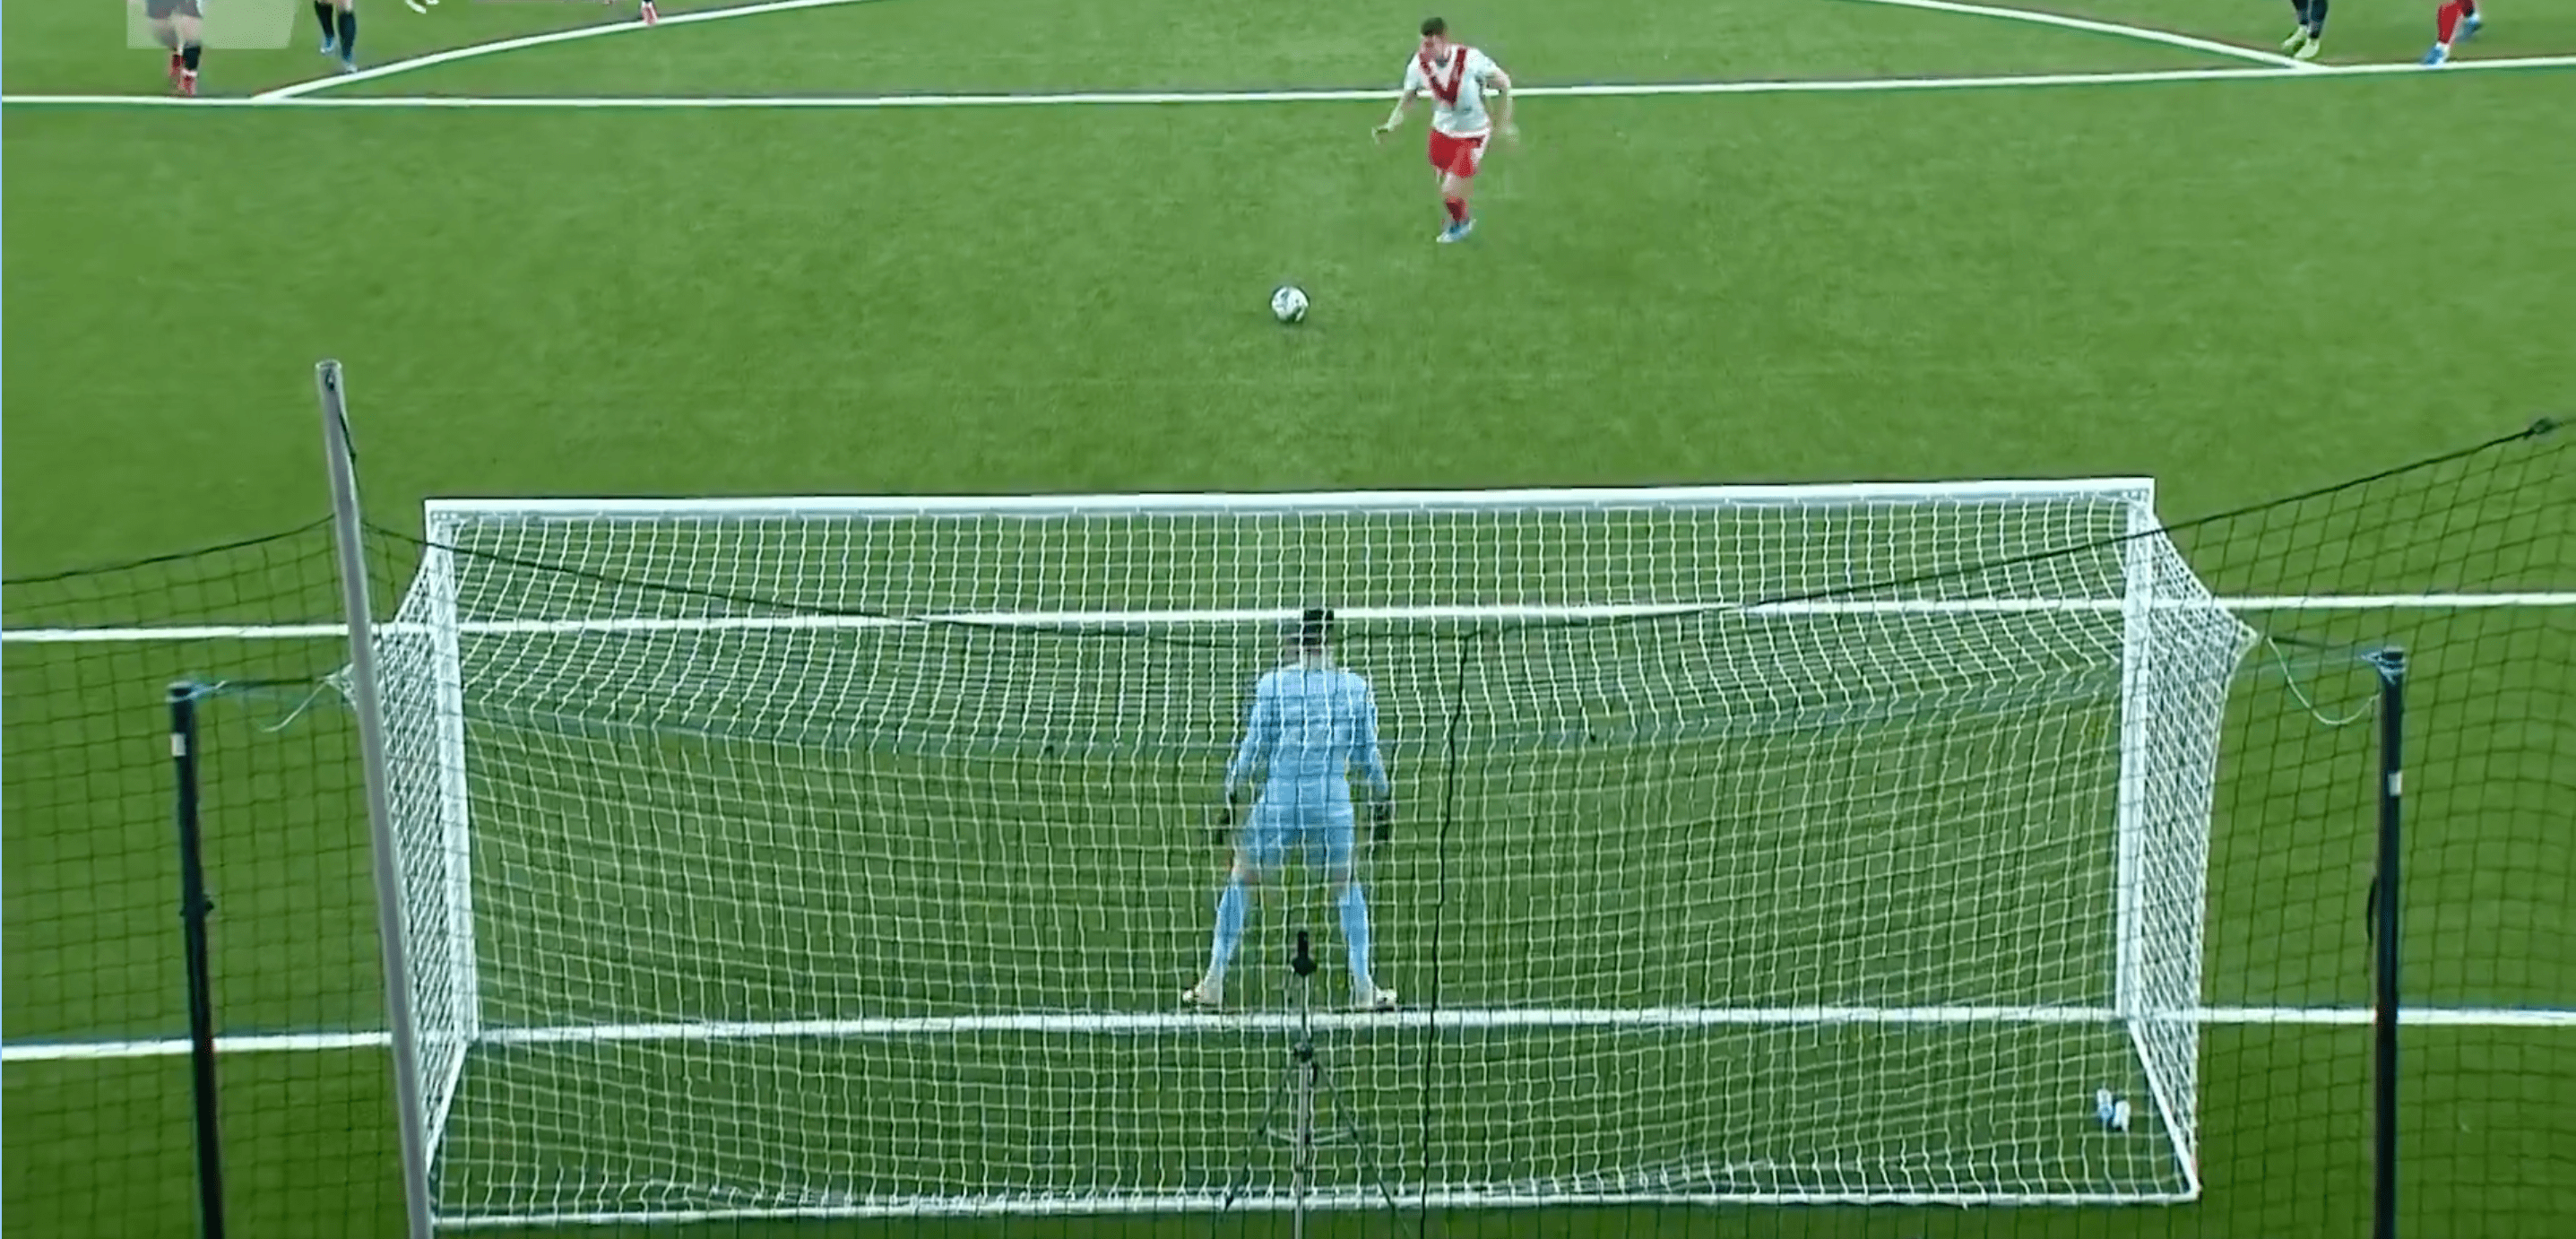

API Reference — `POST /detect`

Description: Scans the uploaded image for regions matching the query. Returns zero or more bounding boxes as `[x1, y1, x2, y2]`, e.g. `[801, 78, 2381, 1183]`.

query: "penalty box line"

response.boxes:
[5, 56, 2576, 108]
[10, 1004, 2575, 1062]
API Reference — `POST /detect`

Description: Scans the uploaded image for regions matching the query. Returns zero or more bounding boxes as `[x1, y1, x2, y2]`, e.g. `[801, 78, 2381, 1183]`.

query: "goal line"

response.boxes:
[435, 1185, 2206, 1226]
[10, 1005, 2571, 1063]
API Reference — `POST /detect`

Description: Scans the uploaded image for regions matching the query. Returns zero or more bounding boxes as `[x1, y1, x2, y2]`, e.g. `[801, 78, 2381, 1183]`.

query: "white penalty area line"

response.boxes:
[255, 0, 894, 100]
[1846, 0, 2314, 71]
[0, 0, 2341, 110]
[7, 56, 2576, 110]
[3, 594, 2572, 644]
[9, 1004, 2573, 1062]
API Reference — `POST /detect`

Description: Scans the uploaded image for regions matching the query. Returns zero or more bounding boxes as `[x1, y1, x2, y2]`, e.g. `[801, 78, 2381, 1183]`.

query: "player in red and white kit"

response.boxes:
[1373, 17, 1516, 244]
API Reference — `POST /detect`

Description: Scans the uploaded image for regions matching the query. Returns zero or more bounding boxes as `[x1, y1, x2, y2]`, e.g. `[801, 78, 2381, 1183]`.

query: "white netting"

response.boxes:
[374, 486, 2252, 1224]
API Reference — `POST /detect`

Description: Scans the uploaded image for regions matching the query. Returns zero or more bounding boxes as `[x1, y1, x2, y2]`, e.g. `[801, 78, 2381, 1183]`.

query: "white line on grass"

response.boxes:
[2, 594, 2570, 644]
[452, 1191, 2200, 1226]
[255, 0, 889, 100]
[6, 56, 2572, 109]
[1846, 0, 2315, 70]
[246, 0, 2302, 100]
[9, 1004, 2572, 1061]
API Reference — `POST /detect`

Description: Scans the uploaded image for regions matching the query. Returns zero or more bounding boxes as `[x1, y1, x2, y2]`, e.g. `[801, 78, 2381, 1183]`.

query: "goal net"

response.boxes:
[371, 483, 2253, 1226]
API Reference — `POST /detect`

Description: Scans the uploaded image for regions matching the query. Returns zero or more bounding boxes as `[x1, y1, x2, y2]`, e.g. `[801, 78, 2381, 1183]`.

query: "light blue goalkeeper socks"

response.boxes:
[1206, 878, 1249, 986]
[1338, 882, 1374, 990]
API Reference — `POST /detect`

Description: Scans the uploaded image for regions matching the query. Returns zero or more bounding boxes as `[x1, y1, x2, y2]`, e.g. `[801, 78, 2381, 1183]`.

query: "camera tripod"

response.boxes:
[1216, 931, 1398, 1236]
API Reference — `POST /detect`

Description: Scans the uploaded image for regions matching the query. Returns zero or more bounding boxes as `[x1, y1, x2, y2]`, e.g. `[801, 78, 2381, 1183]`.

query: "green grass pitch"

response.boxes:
[4, 0, 2573, 1235]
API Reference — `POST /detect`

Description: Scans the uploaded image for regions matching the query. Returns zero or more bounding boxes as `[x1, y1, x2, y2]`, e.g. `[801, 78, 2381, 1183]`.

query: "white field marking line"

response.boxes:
[9, 56, 2576, 108]
[1847, 0, 2316, 70]
[14, 53, 2576, 110]
[4, 594, 2572, 644]
[252, 0, 890, 101]
[10, 1004, 2573, 1062]
[40, 0, 2304, 108]
[449, 1190, 2201, 1225]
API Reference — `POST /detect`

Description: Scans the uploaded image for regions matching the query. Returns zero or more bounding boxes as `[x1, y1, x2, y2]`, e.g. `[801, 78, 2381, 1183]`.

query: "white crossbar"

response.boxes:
[423, 480, 2153, 520]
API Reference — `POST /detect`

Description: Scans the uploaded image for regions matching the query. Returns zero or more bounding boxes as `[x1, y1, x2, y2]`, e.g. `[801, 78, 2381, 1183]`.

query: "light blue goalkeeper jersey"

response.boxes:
[1223, 664, 1394, 813]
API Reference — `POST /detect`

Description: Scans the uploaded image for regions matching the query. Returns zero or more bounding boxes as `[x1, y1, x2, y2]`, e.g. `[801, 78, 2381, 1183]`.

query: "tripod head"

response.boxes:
[1291, 931, 1317, 978]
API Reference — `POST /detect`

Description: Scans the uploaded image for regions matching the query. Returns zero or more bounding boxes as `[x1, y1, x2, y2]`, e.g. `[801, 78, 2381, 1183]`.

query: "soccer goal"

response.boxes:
[368, 483, 2253, 1226]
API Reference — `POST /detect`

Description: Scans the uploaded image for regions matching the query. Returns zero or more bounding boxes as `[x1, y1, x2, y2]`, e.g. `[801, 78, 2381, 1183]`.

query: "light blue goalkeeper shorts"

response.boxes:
[1241, 784, 1357, 877]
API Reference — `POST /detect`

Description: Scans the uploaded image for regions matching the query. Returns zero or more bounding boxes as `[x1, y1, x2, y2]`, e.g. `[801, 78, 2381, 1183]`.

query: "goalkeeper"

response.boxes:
[1185, 607, 1398, 1013]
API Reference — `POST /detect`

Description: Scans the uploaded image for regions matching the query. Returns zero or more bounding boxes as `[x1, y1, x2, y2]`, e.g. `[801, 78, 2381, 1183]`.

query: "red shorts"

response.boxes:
[1428, 131, 1488, 179]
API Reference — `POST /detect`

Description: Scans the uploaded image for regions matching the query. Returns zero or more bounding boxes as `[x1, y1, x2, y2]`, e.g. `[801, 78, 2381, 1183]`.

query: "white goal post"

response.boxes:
[369, 482, 2253, 1226]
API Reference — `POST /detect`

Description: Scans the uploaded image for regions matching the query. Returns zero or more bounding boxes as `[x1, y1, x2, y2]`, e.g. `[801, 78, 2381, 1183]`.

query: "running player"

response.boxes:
[1374, 17, 1517, 244]
[1186, 609, 1397, 1012]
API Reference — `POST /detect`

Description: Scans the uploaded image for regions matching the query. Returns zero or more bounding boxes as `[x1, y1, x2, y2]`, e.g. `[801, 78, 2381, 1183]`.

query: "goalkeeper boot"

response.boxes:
[1182, 982, 1223, 1009]
[2460, 11, 2482, 39]
[2422, 42, 2451, 65]
[2280, 27, 2309, 53]
[1354, 986, 1397, 1013]
[2294, 35, 2322, 60]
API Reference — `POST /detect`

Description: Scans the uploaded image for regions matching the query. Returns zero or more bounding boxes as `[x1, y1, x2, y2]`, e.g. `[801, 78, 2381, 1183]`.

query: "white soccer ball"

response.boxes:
[1270, 284, 1310, 324]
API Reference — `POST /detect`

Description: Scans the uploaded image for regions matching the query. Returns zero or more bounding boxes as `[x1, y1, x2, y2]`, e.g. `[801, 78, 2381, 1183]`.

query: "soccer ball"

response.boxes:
[1270, 284, 1310, 324]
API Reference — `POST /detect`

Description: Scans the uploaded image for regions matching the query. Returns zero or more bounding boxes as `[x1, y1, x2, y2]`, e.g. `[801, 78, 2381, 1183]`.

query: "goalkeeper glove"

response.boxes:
[1370, 798, 1395, 847]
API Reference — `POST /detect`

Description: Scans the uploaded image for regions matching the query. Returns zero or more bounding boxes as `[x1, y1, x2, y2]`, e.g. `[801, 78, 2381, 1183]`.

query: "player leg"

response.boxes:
[173, 4, 203, 96]
[2295, 0, 2327, 58]
[2282, 0, 2312, 52]
[314, 0, 336, 55]
[1323, 810, 1393, 1011]
[1435, 138, 1484, 244]
[332, 0, 358, 72]
[2428, 0, 2482, 61]
[1187, 807, 1280, 1008]
[1425, 133, 1457, 239]
[145, 2, 182, 88]
[1437, 169, 1473, 243]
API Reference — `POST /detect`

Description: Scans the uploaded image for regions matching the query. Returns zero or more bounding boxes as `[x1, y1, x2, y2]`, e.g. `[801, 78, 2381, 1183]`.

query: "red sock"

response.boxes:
[2436, 1, 2461, 41]
[1443, 196, 1467, 224]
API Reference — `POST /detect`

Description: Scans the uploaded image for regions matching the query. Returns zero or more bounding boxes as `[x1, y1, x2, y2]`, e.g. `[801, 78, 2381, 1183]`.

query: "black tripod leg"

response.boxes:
[1218, 1048, 1298, 1216]
[1310, 1054, 1404, 1214]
